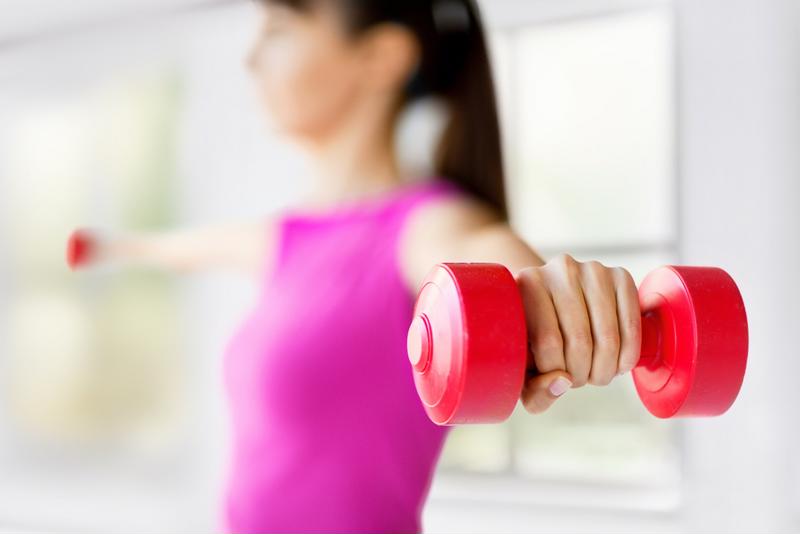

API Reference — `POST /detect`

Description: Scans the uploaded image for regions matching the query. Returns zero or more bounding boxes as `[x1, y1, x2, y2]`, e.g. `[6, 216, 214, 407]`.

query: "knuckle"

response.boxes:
[548, 253, 577, 272]
[517, 266, 537, 281]
[564, 259, 581, 279]
[533, 331, 564, 355]
[622, 316, 642, 338]
[596, 328, 621, 350]
[517, 267, 543, 288]
[613, 266, 636, 285]
[584, 260, 606, 275]
[567, 329, 593, 353]
[556, 253, 575, 265]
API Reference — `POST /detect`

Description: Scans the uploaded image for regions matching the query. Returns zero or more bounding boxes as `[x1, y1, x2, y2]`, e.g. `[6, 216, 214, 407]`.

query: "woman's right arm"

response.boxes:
[68, 218, 275, 279]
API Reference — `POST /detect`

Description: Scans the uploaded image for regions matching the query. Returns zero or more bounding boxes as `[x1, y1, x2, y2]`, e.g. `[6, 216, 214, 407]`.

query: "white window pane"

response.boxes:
[0, 68, 190, 530]
[504, 9, 676, 248]
[510, 383, 680, 485]
[437, 424, 512, 474]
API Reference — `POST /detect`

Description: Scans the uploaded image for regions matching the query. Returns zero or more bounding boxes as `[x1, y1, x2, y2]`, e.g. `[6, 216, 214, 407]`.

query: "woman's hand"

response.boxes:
[66, 220, 272, 278]
[515, 254, 642, 415]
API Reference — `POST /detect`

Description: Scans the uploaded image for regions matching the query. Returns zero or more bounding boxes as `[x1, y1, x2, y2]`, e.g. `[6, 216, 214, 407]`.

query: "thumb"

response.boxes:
[520, 371, 573, 415]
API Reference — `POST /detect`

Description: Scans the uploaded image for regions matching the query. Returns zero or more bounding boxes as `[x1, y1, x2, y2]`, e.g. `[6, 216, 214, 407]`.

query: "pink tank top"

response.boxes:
[220, 178, 464, 533]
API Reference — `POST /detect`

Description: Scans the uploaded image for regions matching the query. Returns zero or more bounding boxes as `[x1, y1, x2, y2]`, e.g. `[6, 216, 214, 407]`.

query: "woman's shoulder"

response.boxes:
[398, 179, 504, 290]
[404, 180, 501, 239]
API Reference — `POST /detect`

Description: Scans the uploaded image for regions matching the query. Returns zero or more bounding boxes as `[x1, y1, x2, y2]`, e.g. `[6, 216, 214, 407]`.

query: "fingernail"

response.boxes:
[548, 377, 572, 397]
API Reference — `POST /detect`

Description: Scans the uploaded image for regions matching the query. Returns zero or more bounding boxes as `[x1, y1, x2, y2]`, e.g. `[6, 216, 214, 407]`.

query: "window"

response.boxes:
[0, 66, 196, 526]
[436, 7, 681, 489]
[0, 4, 299, 530]
[2, 69, 183, 442]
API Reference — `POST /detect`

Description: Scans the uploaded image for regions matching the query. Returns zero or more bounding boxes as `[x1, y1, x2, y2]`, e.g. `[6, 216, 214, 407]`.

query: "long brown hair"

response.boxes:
[262, 0, 508, 219]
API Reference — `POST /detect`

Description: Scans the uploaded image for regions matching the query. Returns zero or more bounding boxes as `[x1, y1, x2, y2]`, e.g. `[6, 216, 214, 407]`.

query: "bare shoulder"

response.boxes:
[399, 190, 545, 292]
[398, 191, 503, 290]
[406, 190, 501, 236]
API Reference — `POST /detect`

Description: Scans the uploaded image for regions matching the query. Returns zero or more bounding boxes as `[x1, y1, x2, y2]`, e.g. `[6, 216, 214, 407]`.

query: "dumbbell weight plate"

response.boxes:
[408, 264, 527, 425]
[633, 266, 748, 418]
[67, 229, 95, 270]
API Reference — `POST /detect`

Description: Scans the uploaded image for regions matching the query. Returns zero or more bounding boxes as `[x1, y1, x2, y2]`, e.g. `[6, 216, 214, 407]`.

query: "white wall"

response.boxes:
[675, 0, 800, 532]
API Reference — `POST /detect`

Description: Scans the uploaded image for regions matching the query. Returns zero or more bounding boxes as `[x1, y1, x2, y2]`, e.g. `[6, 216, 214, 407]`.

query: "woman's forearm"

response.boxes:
[68, 220, 271, 276]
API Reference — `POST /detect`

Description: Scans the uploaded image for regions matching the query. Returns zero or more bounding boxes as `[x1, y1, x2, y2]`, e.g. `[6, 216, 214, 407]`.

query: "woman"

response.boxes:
[69, 0, 642, 532]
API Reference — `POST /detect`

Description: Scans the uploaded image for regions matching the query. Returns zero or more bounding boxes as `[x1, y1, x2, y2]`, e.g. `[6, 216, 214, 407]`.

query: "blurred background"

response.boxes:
[0, 0, 798, 532]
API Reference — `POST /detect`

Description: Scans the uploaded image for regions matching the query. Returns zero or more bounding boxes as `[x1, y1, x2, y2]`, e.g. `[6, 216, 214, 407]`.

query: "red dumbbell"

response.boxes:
[66, 229, 97, 270]
[407, 263, 748, 425]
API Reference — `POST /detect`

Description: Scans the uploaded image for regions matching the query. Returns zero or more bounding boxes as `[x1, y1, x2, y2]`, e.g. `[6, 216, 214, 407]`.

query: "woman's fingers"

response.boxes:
[542, 255, 593, 387]
[580, 261, 621, 386]
[521, 370, 574, 415]
[612, 267, 642, 375]
[516, 255, 643, 402]
[516, 268, 565, 375]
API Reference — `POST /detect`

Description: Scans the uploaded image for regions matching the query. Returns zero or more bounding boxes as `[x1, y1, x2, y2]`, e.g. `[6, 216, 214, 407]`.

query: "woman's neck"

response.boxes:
[301, 101, 408, 208]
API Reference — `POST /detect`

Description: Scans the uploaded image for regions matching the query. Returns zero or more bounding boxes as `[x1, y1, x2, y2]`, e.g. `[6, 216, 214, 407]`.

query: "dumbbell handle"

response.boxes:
[638, 312, 663, 370]
[413, 305, 664, 375]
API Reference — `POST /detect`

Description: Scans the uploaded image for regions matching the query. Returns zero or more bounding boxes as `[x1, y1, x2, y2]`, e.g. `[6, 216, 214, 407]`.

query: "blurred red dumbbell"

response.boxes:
[66, 229, 98, 270]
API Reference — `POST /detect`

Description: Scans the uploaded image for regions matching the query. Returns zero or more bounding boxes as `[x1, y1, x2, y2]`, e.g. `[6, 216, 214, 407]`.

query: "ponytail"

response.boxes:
[422, 1, 507, 220]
